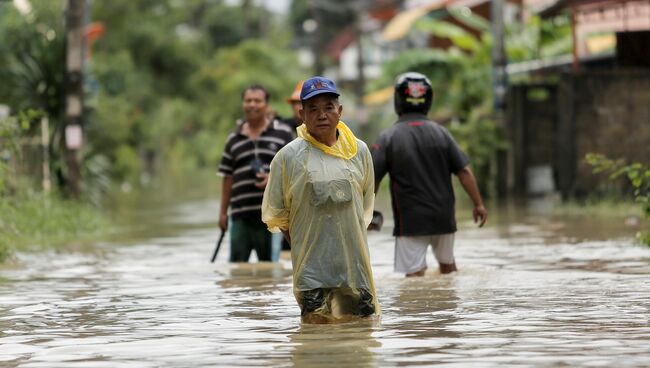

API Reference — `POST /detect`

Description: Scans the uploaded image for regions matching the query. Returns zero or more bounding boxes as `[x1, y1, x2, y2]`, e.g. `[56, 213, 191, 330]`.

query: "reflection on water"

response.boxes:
[290, 321, 381, 367]
[1, 196, 650, 367]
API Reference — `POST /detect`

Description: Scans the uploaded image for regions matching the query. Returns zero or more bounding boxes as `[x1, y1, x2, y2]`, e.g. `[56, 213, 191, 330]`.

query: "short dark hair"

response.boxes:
[242, 84, 269, 102]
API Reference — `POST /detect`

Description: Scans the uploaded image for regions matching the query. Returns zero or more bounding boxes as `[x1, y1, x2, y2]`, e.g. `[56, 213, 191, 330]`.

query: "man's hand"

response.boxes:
[219, 213, 229, 231]
[367, 211, 383, 231]
[473, 205, 488, 227]
[254, 172, 269, 189]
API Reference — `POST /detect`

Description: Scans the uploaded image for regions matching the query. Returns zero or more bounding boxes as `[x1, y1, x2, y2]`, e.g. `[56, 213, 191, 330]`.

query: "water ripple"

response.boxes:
[1, 206, 649, 367]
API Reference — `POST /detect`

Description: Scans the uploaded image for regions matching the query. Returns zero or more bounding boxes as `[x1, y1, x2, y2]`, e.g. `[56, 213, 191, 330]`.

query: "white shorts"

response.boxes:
[394, 233, 455, 274]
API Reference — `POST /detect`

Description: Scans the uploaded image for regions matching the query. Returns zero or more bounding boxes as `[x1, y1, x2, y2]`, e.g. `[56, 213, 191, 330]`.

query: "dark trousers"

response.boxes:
[229, 217, 273, 262]
[300, 288, 375, 317]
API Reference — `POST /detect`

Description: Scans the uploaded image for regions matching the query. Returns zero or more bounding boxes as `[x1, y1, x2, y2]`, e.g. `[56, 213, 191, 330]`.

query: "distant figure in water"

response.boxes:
[218, 85, 294, 263]
[370, 72, 487, 276]
[262, 76, 380, 323]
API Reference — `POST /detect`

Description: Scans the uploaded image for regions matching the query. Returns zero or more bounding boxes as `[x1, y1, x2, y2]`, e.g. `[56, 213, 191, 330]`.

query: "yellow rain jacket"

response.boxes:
[262, 121, 380, 319]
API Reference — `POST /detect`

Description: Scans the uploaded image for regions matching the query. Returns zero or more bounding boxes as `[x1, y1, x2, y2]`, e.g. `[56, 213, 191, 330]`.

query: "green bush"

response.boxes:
[586, 153, 650, 246]
[449, 109, 508, 197]
[0, 192, 110, 262]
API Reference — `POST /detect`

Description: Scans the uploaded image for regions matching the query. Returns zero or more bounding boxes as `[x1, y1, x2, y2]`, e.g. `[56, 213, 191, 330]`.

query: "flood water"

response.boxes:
[1, 190, 649, 367]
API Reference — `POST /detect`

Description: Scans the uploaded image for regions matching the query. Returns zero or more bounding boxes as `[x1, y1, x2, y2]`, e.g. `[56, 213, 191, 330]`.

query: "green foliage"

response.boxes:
[0, 110, 43, 194]
[539, 14, 573, 58]
[1, 0, 304, 194]
[449, 110, 508, 193]
[417, 20, 480, 52]
[586, 153, 650, 246]
[81, 153, 112, 207]
[0, 0, 303, 260]
[0, 1, 80, 196]
[199, 1, 273, 48]
[447, 7, 490, 32]
[85, 0, 304, 182]
[0, 1, 66, 118]
[373, 10, 571, 196]
[190, 39, 304, 138]
[0, 191, 110, 262]
[0, 116, 22, 194]
[501, 14, 571, 63]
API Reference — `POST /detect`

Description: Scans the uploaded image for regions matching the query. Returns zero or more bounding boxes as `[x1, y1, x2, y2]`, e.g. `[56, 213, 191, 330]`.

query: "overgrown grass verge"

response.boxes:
[551, 197, 642, 218]
[0, 192, 111, 262]
[552, 197, 649, 246]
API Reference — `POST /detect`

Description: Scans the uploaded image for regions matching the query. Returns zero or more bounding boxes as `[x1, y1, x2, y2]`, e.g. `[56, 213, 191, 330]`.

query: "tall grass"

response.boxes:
[0, 192, 110, 262]
[551, 197, 642, 218]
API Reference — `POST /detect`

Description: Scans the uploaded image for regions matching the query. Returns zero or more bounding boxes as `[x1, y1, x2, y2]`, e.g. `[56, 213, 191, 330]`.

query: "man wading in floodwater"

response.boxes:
[262, 76, 380, 323]
[370, 72, 487, 276]
[218, 85, 294, 263]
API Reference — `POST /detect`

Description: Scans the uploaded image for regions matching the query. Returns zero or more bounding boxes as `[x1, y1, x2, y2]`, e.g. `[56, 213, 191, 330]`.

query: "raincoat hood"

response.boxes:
[297, 121, 357, 160]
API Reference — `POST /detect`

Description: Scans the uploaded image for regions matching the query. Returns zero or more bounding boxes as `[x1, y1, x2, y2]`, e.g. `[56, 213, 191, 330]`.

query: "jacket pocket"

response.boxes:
[310, 179, 353, 206]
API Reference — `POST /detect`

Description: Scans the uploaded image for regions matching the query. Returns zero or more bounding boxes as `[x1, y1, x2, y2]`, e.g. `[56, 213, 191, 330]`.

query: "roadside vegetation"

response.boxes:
[0, 1, 305, 262]
[1, 0, 642, 262]
[0, 113, 110, 262]
[368, 11, 572, 197]
[0, 193, 110, 262]
[586, 154, 650, 246]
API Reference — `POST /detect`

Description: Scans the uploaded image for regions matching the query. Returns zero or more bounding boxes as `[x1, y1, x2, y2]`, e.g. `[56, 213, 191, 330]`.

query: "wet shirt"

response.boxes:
[218, 119, 294, 221]
[262, 121, 380, 315]
[371, 113, 469, 236]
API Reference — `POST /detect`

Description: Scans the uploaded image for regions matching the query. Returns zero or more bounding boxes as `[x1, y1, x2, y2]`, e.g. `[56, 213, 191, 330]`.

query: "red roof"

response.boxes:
[325, 26, 356, 61]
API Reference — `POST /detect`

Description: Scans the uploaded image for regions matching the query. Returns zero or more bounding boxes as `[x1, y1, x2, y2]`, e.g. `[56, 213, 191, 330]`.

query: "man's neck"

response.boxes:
[247, 117, 267, 129]
[313, 130, 338, 147]
[242, 117, 269, 139]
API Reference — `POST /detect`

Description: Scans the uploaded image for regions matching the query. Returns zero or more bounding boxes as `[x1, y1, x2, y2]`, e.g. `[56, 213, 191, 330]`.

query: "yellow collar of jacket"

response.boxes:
[297, 121, 358, 160]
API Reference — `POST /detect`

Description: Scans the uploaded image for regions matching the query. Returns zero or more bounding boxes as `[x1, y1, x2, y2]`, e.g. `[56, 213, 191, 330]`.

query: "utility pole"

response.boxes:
[491, 0, 508, 198]
[353, 1, 369, 140]
[64, 0, 85, 197]
[354, 3, 366, 103]
[309, 2, 325, 75]
[41, 117, 51, 192]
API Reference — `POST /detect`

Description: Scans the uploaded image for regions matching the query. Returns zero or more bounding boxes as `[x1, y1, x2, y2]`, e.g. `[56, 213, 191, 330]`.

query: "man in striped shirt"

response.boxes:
[218, 85, 294, 262]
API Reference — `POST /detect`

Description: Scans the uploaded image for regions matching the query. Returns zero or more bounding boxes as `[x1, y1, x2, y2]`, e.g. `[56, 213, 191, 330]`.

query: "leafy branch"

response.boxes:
[586, 153, 650, 245]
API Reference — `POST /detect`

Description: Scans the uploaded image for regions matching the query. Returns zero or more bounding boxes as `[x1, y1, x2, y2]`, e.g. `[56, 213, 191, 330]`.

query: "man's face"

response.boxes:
[300, 94, 342, 140]
[242, 89, 268, 122]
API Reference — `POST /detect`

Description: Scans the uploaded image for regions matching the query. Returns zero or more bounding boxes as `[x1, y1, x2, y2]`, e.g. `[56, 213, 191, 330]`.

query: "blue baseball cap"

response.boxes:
[300, 76, 340, 101]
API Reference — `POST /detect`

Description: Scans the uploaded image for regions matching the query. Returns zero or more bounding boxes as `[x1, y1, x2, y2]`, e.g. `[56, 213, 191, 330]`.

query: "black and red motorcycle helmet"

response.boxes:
[393, 72, 433, 115]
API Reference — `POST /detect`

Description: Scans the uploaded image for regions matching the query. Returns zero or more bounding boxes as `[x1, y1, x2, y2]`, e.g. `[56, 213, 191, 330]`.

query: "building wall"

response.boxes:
[568, 70, 650, 197]
[508, 69, 650, 199]
[507, 84, 559, 196]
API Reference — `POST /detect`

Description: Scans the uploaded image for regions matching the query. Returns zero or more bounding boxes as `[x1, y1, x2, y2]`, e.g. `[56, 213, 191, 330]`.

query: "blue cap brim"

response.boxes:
[301, 90, 340, 102]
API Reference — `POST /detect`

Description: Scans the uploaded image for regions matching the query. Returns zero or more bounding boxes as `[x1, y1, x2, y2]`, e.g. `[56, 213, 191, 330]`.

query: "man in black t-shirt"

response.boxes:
[370, 72, 487, 276]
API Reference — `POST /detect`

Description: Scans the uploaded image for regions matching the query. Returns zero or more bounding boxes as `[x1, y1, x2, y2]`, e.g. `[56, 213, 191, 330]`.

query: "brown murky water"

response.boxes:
[1, 195, 649, 367]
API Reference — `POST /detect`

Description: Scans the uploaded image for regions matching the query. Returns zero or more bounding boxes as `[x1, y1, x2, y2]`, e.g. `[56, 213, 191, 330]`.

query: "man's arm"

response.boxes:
[370, 135, 388, 194]
[368, 138, 386, 230]
[261, 151, 291, 238]
[456, 166, 487, 227]
[362, 145, 376, 228]
[219, 175, 233, 230]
